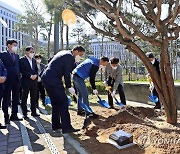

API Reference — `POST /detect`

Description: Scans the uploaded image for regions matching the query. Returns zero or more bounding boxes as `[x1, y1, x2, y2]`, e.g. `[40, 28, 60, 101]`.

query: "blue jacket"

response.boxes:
[0, 59, 7, 89]
[42, 50, 75, 88]
[73, 57, 99, 79]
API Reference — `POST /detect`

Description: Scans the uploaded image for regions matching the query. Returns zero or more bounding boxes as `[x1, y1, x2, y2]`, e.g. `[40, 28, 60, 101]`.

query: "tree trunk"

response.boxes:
[158, 37, 177, 125]
[66, 25, 69, 50]
[125, 41, 177, 125]
[60, 20, 64, 50]
[47, 17, 53, 59]
[54, 23, 59, 54]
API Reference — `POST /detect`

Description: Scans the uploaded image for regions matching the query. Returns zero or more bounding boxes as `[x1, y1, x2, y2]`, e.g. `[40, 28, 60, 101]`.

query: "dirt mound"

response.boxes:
[70, 105, 180, 154]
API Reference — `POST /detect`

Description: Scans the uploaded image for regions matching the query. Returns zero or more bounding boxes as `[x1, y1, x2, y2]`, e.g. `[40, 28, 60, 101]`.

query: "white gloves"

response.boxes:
[93, 89, 98, 95]
[111, 90, 116, 97]
[103, 81, 107, 86]
[68, 87, 75, 95]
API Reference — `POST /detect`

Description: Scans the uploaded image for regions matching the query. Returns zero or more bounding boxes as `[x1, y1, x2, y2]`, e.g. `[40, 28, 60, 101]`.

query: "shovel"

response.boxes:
[113, 96, 124, 107]
[73, 94, 92, 129]
[149, 92, 158, 103]
[105, 87, 123, 107]
[96, 94, 110, 108]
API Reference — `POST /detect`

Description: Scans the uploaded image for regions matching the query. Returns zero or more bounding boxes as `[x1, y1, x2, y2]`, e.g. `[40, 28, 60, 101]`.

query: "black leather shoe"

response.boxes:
[10, 116, 23, 121]
[154, 105, 161, 109]
[31, 113, 40, 117]
[23, 114, 28, 119]
[77, 110, 85, 116]
[62, 128, 80, 134]
[0, 123, 7, 129]
[88, 113, 99, 119]
[52, 123, 62, 131]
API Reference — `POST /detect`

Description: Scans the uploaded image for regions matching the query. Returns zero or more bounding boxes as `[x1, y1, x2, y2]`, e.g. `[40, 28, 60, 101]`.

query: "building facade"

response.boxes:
[0, 1, 28, 52]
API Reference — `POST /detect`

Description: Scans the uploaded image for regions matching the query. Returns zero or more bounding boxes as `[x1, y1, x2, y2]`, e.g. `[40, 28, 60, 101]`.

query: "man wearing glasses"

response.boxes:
[19, 46, 39, 118]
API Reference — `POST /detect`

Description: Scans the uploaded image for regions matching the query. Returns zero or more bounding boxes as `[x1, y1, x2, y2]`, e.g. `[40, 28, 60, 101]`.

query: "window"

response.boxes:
[2, 37, 4, 45]
[12, 30, 14, 38]
[2, 27, 4, 35]
[5, 28, 8, 36]
[9, 20, 11, 28]
[9, 29, 11, 37]
[12, 21, 14, 29]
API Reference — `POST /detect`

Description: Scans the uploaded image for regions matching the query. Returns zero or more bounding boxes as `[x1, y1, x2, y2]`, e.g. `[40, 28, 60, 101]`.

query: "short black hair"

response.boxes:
[100, 56, 109, 62]
[110, 57, 119, 64]
[6, 39, 18, 46]
[73, 45, 85, 52]
[26, 46, 33, 52]
[146, 52, 155, 58]
[35, 54, 42, 59]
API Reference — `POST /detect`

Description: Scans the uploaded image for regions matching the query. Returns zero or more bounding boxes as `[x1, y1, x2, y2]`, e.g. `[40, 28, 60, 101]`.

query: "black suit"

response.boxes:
[0, 51, 20, 120]
[19, 56, 38, 115]
[0, 59, 7, 107]
[152, 58, 161, 107]
[36, 63, 46, 106]
[42, 51, 74, 131]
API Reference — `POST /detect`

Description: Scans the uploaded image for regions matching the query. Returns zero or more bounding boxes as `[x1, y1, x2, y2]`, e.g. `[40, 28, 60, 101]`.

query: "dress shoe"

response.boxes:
[77, 110, 85, 116]
[10, 116, 23, 121]
[62, 127, 80, 134]
[154, 105, 161, 109]
[31, 113, 40, 117]
[87, 113, 99, 119]
[0, 123, 7, 129]
[23, 114, 28, 119]
[52, 123, 62, 131]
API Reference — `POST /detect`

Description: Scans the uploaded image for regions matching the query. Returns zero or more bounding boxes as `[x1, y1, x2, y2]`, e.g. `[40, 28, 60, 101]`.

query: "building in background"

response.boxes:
[0, 1, 29, 52]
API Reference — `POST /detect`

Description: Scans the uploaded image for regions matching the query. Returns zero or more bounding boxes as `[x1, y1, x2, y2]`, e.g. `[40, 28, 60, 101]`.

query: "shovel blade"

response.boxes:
[149, 94, 158, 103]
[79, 102, 93, 113]
[98, 100, 110, 108]
[115, 101, 124, 107]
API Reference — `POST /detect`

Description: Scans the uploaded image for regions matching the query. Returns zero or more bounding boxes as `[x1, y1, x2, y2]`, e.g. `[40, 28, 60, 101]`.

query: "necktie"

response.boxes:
[11, 53, 15, 63]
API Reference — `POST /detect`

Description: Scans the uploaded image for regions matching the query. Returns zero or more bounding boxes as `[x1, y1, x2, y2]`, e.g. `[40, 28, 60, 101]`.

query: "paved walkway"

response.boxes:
[0, 99, 179, 154]
[0, 104, 85, 154]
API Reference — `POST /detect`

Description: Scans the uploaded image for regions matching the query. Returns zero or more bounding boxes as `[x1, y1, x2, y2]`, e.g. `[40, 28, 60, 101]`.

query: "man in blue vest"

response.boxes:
[0, 59, 7, 129]
[42, 46, 85, 133]
[72, 56, 109, 118]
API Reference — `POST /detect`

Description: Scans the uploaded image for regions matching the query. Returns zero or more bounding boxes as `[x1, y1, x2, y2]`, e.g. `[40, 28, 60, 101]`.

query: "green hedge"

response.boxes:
[85, 80, 106, 94]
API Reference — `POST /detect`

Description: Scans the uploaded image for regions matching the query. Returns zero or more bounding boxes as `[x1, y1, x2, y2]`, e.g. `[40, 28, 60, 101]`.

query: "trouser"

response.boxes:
[37, 82, 45, 106]
[19, 86, 22, 101]
[73, 75, 91, 113]
[2, 79, 20, 119]
[0, 86, 3, 108]
[72, 82, 77, 103]
[43, 83, 72, 130]
[107, 77, 126, 107]
[21, 83, 37, 115]
[153, 88, 161, 107]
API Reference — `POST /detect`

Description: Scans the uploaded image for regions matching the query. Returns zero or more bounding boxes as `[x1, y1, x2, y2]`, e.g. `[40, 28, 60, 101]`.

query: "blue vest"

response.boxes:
[73, 57, 99, 79]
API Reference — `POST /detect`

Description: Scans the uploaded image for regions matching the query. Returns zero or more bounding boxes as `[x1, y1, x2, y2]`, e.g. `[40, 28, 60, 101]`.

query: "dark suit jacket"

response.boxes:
[0, 50, 20, 82]
[153, 58, 160, 76]
[0, 59, 7, 89]
[42, 51, 75, 88]
[19, 56, 38, 88]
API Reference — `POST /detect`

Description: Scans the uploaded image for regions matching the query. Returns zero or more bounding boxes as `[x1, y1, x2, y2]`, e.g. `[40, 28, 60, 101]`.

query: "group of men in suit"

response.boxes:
[0, 39, 45, 129]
